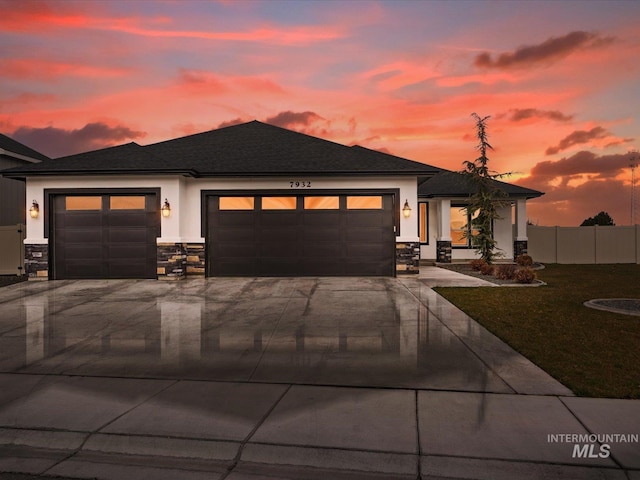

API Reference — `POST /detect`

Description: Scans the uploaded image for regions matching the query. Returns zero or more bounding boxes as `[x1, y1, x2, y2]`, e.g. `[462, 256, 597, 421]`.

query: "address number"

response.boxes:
[290, 181, 311, 188]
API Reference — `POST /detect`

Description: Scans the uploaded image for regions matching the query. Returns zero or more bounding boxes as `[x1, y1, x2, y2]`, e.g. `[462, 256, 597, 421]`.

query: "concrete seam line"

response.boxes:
[557, 397, 627, 472]
[41, 378, 180, 475]
[246, 279, 297, 382]
[415, 389, 422, 479]
[401, 282, 519, 394]
[221, 383, 293, 480]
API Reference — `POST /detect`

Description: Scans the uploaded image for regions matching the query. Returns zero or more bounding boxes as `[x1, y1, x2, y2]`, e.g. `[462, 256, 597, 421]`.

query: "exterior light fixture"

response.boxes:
[161, 199, 171, 218]
[402, 199, 412, 218]
[29, 200, 40, 219]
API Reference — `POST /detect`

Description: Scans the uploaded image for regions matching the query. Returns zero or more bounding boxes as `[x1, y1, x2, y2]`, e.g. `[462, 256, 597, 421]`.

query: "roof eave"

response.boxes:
[1, 168, 199, 179]
[3, 169, 438, 179]
[419, 192, 544, 199]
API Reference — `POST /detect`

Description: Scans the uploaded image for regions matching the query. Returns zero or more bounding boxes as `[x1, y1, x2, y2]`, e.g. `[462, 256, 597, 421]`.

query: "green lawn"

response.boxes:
[434, 264, 640, 399]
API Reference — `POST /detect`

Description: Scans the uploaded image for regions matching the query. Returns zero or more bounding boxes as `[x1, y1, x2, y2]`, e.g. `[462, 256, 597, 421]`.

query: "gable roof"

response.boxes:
[419, 170, 543, 199]
[0, 133, 50, 163]
[1, 121, 440, 178]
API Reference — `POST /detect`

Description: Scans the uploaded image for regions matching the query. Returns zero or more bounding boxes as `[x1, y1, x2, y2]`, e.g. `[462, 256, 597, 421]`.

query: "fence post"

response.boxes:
[637, 225, 640, 265]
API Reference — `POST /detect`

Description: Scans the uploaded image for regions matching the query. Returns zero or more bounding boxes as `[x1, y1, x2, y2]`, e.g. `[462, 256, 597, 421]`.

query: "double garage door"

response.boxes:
[50, 192, 396, 279]
[207, 193, 396, 276]
[51, 194, 159, 279]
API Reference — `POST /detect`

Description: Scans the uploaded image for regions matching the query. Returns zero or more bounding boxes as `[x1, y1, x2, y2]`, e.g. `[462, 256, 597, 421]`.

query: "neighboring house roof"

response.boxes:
[0, 133, 50, 163]
[1, 121, 441, 178]
[419, 170, 543, 199]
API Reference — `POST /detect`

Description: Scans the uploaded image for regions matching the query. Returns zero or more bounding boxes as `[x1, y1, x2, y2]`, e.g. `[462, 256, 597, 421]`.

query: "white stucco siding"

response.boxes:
[24, 175, 182, 243]
[181, 176, 419, 243]
[25, 175, 419, 244]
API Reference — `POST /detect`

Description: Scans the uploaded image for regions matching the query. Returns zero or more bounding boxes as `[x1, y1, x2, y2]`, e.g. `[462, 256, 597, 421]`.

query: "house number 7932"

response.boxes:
[290, 181, 311, 188]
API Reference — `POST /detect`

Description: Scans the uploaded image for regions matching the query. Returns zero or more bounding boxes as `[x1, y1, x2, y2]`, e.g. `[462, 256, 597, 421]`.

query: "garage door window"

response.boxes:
[346, 196, 382, 209]
[304, 196, 339, 210]
[262, 197, 296, 210]
[110, 196, 145, 210]
[219, 197, 254, 210]
[65, 196, 102, 211]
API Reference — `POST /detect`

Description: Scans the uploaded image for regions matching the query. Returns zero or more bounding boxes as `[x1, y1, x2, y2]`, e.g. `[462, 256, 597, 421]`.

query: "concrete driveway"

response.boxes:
[0, 277, 637, 479]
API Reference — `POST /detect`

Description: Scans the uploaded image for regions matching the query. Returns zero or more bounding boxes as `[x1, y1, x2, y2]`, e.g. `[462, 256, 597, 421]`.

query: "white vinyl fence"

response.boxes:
[0, 224, 25, 275]
[528, 225, 640, 264]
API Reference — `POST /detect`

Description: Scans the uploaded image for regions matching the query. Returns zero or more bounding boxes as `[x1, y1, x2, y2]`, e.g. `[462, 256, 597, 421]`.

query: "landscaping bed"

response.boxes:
[434, 264, 640, 399]
[437, 261, 543, 285]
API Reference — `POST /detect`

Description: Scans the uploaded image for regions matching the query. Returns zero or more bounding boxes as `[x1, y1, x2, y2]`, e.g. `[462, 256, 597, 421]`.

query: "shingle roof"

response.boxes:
[1, 121, 440, 178]
[0, 133, 50, 162]
[419, 170, 543, 199]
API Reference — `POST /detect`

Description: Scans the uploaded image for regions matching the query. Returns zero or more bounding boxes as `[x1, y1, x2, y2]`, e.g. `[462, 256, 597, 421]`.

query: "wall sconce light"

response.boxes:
[29, 200, 40, 219]
[402, 199, 412, 218]
[161, 199, 171, 218]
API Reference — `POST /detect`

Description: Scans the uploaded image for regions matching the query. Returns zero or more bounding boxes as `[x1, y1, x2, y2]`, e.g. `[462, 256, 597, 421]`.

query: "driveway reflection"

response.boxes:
[5, 278, 509, 392]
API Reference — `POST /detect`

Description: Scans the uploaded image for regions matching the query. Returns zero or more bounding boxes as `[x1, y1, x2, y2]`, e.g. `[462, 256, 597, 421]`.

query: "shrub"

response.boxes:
[516, 254, 533, 267]
[495, 263, 517, 280]
[480, 263, 494, 276]
[515, 267, 536, 284]
[470, 259, 487, 271]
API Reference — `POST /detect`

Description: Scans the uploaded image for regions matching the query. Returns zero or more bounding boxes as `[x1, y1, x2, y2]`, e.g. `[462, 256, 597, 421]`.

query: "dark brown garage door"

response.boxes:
[51, 194, 159, 279]
[206, 194, 395, 276]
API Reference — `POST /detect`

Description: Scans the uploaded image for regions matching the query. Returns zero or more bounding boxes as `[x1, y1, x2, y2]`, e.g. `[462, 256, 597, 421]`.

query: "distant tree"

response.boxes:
[461, 113, 510, 264]
[580, 211, 615, 226]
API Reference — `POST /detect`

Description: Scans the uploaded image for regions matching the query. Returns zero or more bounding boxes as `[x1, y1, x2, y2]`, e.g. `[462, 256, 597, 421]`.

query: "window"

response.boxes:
[219, 197, 254, 210]
[65, 196, 102, 211]
[110, 196, 145, 210]
[451, 205, 480, 248]
[262, 197, 296, 210]
[304, 196, 339, 210]
[346, 196, 382, 209]
[419, 202, 428, 244]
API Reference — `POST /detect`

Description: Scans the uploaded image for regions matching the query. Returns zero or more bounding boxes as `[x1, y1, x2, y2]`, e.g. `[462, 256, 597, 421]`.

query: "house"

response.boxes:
[0, 133, 50, 226]
[0, 134, 49, 275]
[0, 121, 542, 280]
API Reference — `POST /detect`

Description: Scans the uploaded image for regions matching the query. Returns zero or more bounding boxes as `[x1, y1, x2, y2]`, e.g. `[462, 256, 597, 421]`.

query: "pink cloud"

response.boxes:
[11, 122, 147, 158]
[0, 1, 344, 45]
[474, 31, 615, 69]
[177, 69, 286, 96]
[502, 108, 574, 123]
[264, 111, 325, 129]
[544, 126, 632, 155]
[3, 58, 132, 80]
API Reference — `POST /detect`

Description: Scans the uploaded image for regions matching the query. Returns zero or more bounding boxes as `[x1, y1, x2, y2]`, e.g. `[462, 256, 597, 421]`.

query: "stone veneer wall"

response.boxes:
[25, 244, 49, 279]
[185, 243, 205, 276]
[436, 240, 452, 263]
[157, 243, 186, 280]
[157, 243, 205, 279]
[514, 239, 528, 258]
[395, 242, 419, 275]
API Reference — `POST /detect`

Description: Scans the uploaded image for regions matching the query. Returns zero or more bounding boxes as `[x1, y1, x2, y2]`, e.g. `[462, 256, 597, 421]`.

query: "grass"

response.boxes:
[434, 264, 640, 399]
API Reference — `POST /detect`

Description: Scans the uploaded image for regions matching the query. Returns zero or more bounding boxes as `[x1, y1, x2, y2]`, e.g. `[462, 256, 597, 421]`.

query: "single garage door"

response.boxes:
[51, 194, 159, 279]
[207, 194, 395, 276]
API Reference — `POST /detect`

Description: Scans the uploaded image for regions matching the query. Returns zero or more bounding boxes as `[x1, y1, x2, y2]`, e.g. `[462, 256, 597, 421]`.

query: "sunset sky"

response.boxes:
[2, 0, 639, 226]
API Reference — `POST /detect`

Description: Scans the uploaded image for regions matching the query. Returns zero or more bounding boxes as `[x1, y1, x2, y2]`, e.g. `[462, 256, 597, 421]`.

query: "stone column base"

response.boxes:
[185, 243, 206, 276]
[157, 243, 186, 280]
[25, 244, 49, 280]
[396, 242, 419, 275]
[436, 240, 452, 263]
[157, 243, 206, 279]
[514, 240, 528, 258]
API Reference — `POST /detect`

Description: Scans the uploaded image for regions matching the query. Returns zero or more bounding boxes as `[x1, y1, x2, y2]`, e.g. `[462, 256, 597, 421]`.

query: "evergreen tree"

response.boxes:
[580, 211, 615, 226]
[461, 113, 509, 263]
